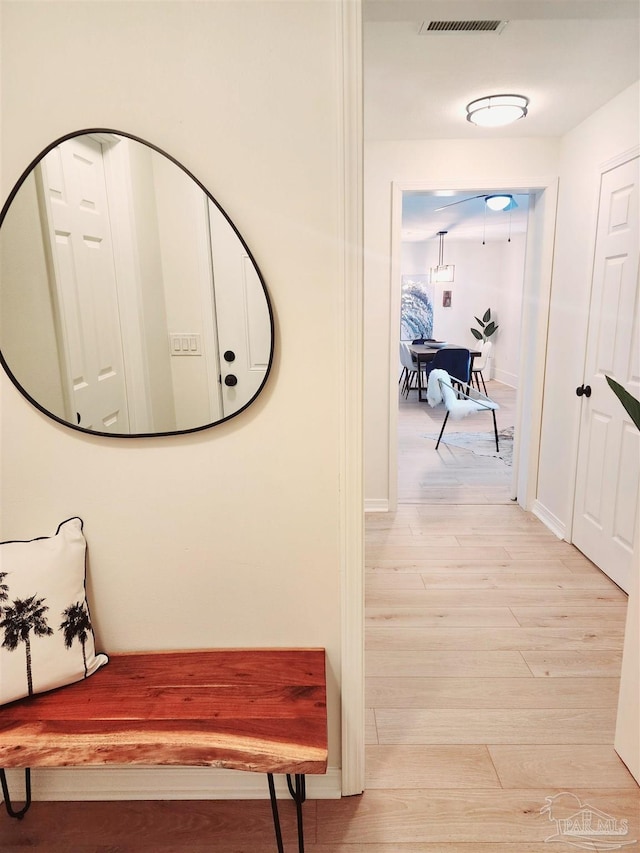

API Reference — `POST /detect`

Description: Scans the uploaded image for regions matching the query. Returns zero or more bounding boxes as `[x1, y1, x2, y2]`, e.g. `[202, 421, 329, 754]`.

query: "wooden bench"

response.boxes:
[0, 648, 328, 852]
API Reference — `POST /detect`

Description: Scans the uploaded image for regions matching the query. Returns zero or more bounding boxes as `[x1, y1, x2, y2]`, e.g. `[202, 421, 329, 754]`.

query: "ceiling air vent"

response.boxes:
[419, 20, 508, 34]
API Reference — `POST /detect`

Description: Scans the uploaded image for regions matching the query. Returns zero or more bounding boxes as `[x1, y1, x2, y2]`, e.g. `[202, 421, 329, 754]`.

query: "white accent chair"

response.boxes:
[399, 342, 418, 398]
[471, 340, 492, 394]
[426, 368, 501, 451]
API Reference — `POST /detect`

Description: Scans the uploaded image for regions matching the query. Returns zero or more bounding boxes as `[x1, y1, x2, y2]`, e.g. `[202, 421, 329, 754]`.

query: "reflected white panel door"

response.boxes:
[573, 155, 640, 592]
[207, 200, 270, 417]
[39, 137, 130, 432]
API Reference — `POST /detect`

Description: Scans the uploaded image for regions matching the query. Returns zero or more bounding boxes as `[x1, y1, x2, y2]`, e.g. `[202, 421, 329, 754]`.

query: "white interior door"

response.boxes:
[573, 155, 640, 592]
[207, 200, 270, 417]
[39, 136, 130, 432]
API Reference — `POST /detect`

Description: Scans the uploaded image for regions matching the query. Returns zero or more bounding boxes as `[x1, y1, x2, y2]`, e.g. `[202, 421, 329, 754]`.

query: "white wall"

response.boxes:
[364, 138, 559, 506]
[616, 496, 640, 782]
[401, 235, 525, 385]
[0, 0, 354, 797]
[536, 81, 640, 538]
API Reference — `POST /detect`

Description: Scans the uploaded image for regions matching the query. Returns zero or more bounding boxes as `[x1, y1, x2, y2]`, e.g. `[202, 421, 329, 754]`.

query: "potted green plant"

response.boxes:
[470, 308, 499, 343]
[470, 309, 498, 380]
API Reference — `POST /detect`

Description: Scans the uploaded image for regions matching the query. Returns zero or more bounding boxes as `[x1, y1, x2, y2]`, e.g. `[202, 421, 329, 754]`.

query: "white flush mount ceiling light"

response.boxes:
[466, 94, 529, 127]
[485, 194, 513, 211]
[430, 231, 454, 283]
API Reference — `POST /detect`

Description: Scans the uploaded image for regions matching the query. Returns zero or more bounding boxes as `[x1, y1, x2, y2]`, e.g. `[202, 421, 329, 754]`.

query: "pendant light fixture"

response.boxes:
[466, 94, 529, 127]
[430, 231, 454, 283]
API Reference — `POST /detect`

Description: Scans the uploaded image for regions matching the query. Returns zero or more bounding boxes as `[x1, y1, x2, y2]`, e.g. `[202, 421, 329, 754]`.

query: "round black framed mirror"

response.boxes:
[0, 129, 274, 437]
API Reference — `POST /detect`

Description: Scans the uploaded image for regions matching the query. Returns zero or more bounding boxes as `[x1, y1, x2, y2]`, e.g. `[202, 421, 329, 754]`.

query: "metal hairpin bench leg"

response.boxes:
[266, 773, 307, 853]
[287, 773, 306, 853]
[0, 768, 32, 819]
[267, 773, 285, 853]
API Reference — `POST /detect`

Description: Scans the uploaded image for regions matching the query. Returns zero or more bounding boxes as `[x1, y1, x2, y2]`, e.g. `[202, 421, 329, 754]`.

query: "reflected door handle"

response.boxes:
[576, 384, 592, 398]
[224, 374, 238, 387]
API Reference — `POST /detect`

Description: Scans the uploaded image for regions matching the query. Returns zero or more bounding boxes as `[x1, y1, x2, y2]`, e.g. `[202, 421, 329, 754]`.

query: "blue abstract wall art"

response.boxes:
[401, 275, 434, 340]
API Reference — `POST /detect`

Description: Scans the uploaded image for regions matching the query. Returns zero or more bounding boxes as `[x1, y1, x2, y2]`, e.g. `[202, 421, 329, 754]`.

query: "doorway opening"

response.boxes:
[396, 187, 528, 505]
[388, 179, 558, 513]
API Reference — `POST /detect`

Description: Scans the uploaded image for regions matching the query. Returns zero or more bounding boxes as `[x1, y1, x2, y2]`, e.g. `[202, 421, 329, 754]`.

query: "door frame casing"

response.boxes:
[338, 0, 365, 797]
[99, 134, 153, 433]
[387, 176, 559, 513]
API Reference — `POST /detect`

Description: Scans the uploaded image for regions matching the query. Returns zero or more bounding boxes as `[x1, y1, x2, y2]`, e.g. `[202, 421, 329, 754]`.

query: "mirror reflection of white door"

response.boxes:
[38, 136, 130, 432]
[208, 200, 270, 417]
[573, 155, 640, 593]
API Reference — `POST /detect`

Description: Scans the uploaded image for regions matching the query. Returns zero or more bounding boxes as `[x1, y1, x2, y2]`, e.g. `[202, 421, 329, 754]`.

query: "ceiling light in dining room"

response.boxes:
[485, 194, 514, 211]
[466, 94, 529, 127]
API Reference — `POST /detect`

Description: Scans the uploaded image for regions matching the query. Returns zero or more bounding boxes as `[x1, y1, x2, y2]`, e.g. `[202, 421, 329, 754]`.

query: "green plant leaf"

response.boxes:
[474, 316, 485, 327]
[482, 309, 491, 323]
[606, 376, 640, 431]
[470, 328, 483, 340]
[484, 321, 498, 337]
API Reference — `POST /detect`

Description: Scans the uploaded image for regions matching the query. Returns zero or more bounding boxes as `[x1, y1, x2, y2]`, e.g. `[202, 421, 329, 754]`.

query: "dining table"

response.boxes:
[409, 343, 482, 402]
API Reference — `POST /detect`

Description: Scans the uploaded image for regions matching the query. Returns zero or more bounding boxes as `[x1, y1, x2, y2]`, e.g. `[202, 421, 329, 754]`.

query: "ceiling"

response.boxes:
[402, 190, 530, 243]
[363, 0, 640, 241]
[364, 1, 640, 141]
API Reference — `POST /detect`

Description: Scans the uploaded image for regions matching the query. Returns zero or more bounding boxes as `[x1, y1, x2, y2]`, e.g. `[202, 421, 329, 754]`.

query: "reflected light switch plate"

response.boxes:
[169, 332, 202, 356]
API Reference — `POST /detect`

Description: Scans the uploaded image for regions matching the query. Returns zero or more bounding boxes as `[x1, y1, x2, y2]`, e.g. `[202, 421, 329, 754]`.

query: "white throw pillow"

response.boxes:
[0, 517, 108, 705]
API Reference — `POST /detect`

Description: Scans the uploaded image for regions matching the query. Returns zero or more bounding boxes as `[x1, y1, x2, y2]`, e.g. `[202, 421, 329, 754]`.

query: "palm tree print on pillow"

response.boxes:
[0, 572, 8, 610]
[0, 595, 54, 696]
[60, 601, 93, 677]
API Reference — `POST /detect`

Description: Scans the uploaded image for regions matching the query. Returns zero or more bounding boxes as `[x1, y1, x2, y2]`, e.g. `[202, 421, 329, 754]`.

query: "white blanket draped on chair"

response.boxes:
[426, 369, 500, 450]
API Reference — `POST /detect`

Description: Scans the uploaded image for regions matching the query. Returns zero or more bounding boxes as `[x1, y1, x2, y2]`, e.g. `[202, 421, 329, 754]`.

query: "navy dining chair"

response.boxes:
[424, 347, 471, 387]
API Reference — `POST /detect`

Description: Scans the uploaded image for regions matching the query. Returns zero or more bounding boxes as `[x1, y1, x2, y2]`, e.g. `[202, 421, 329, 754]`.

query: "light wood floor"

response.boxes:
[1, 382, 637, 851]
[397, 378, 516, 504]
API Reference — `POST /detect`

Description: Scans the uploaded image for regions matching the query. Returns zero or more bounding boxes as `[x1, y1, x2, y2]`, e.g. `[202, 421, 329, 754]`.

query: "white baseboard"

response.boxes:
[365, 498, 389, 512]
[492, 368, 518, 388]
[1, 766, 342, 802]
[532, 500, 566, 540]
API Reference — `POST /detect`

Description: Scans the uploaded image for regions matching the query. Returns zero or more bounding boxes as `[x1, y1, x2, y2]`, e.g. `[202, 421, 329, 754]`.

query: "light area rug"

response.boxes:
[423, 426, 514, 466]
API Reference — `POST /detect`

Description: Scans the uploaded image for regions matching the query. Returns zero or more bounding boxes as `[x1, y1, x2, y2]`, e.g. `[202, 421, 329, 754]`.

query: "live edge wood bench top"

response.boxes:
[0, 649, 328, 776]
